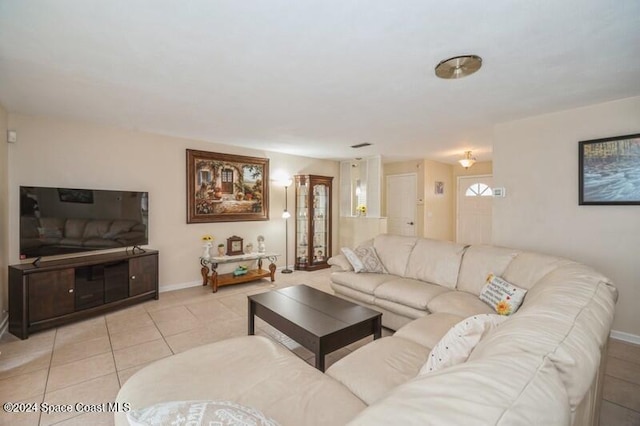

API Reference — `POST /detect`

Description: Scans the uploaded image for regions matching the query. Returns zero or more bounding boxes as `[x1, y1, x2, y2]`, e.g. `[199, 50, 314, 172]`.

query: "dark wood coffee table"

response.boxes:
[248, 285, 382, 371]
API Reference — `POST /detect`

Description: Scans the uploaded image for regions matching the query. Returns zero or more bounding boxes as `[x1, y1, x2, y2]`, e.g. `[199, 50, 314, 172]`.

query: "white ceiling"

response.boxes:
[1, 0, 639, 164]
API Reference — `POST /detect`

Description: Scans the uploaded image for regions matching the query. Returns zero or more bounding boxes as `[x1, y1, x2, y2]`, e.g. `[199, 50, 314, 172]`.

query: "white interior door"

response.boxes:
[386, 174, 417, 236]
[457, 175, 493, 245]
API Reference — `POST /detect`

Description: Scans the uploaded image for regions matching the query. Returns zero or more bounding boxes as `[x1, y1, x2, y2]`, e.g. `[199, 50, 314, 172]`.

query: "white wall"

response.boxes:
[6, 113, 339, 290]
[493, 96, 640, 337]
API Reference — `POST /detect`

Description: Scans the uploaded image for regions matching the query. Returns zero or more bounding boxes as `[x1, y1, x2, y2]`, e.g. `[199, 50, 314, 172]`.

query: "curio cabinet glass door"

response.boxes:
[294, 175, 333, 270]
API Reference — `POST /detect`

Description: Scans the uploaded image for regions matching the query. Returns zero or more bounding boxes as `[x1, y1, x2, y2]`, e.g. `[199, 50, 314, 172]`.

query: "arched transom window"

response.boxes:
[465, 183, 493, 197]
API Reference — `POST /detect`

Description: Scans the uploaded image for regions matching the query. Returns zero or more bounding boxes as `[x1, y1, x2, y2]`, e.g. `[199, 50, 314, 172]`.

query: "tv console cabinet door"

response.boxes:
[28, 269, 75, 322]
[129, 255, 158, 297]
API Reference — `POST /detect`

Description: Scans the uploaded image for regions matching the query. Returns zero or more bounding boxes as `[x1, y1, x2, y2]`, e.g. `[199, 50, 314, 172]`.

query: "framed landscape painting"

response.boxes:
[579, 133, 640, 205]
[186, 150, 269, 223]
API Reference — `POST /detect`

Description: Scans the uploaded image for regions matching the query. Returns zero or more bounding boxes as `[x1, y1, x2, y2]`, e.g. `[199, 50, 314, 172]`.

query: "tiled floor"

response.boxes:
[0, 269, 638, 425]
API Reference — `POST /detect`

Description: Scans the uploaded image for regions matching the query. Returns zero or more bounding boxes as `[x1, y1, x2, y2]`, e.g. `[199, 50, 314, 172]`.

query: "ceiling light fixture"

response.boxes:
[435, 55, 482, 79]
[350, 142, 372, 149]
[458, 151, 476, 169]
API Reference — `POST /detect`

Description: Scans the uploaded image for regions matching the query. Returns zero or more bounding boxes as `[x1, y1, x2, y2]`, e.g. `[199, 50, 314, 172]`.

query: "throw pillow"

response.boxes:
[479, 273, 527, 316]
[341, 246, 387, 274]
[126, 400, 280, 426]
[419, 314, 508, 375]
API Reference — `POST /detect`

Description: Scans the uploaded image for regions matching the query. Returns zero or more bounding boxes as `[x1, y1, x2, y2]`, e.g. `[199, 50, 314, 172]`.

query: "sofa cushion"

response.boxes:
[479, 274, 527, 316]
[393, 313, 463, 349]
[420, 314, 508, 374]
[108, 219, 137, 236]
[127, 400, 280, 426]
[83, 220, 112, 238]
[405, 239, 467, 289]
[64, 218, 89, 239]
[427, 291, 494, 318]
[329, 282, 376, 305]
[330, 271, 391, 295]
[374, 299, 427, 321]
[326, 336, 428, 405]
[347, 354, 571, 426]
[38, 217, 65, 237]
[374, 277, 450, 310]
[456, 245, 519, 295]
[372, 234, 417, 276]
[341, 246, 387, 274]
[328, 254, 354, 272]
[501, 251, 573, 290]
[115, 336, 366, 426]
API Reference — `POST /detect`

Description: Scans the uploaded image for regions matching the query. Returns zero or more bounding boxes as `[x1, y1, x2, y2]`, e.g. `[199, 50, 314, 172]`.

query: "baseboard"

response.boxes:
[610, 330, 640, 345]
[159, 280, 202, 293]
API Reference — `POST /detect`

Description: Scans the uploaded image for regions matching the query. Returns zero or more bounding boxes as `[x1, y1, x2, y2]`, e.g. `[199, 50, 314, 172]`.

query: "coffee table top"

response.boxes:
[248, 285, 381, 338]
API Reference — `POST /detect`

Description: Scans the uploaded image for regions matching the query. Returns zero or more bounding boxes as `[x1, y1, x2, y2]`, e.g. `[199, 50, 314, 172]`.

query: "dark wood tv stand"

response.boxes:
[9, 249, 159, 339]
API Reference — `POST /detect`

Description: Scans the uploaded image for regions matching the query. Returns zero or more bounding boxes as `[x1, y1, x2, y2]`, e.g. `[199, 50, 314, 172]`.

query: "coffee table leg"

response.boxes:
[248, 299, 256, 335]
[373, 316, 382, 339]
[315, 346, 325, 372]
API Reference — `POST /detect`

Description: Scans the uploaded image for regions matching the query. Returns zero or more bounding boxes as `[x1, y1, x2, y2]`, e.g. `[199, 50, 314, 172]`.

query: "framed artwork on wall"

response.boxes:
[186, 149, 269, 222]
[579, 133, 640, 205]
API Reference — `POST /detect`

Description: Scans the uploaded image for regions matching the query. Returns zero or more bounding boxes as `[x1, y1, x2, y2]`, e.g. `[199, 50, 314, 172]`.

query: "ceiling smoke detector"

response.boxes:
[435, 55, 482, 79]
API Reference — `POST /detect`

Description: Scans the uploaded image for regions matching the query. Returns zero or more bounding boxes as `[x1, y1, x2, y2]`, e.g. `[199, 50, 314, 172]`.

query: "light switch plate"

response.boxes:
[493, 187, 506, 197]
[7, 130, 17, 143]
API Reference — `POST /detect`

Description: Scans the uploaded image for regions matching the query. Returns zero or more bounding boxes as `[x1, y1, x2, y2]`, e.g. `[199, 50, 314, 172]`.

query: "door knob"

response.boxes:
[131, 275, 136, 280]
[68, 288, 74, 293]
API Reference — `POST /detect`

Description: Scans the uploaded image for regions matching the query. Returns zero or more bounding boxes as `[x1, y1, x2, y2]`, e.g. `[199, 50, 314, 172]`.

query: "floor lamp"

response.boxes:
[281, 179, 293, 274]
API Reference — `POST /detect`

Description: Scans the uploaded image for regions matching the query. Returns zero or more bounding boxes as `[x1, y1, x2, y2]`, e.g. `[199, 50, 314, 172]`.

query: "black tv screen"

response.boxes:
[20, 186, 148, 259]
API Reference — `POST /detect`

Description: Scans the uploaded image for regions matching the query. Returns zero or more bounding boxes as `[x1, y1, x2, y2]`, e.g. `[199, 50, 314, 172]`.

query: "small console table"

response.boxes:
[200, 253, 279, 293]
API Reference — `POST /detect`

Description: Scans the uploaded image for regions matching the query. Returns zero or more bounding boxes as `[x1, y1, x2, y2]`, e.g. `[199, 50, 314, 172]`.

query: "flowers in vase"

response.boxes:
[201, 234, 214, 259]
[356, 205, 367, 216]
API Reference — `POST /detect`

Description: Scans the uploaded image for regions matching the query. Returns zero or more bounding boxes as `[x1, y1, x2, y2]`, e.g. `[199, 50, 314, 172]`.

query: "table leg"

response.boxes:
[211, 270, 219, 293]
[200, 266, 209, 286]
[248, 299, 255, 335]
[373, 316, 382, 339]
[269, 263, 276, 282]
[315, 345, 325, 372]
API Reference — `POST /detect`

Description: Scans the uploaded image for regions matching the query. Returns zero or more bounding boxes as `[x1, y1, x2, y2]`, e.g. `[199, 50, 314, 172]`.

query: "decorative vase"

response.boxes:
[202, 243, 212, 260]
[217, 246, 225, 256]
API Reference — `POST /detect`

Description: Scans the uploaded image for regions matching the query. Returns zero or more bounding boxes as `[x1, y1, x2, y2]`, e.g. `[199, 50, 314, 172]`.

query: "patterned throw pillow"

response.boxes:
[419, 314, 508, 375]
[341, 246, 387, 274]
[479, 274, 527, 316]
[126, 400, 280, 426]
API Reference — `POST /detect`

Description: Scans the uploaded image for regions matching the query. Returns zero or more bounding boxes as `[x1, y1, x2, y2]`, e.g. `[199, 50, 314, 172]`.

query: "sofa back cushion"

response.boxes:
[372, 235, 417, 276]
[64, 218, 89, 239]
[456, 245, 519, 295]
[405, 239, 467, 289]
[83, 220, 112, 239]
[501, 251, 573, 290]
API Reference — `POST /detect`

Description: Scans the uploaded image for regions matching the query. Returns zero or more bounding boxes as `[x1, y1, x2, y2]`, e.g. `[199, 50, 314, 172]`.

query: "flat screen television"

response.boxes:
[20, 186, 148, 259]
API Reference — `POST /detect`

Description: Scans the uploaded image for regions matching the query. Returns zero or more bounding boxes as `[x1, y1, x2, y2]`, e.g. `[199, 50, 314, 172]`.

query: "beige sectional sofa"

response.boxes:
[115, 234, 617, 426]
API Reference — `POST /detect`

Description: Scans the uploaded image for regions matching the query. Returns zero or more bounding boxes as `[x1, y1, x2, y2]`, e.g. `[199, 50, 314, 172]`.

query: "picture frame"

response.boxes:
[186, 150, 269, 223]
[435, 181, 444, 195]
[579, 133, 640, 205]
[58, 189, 94, 204]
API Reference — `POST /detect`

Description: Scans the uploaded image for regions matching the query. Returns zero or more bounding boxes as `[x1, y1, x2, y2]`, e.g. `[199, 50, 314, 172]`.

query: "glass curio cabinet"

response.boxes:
[294, 175, 333, 271]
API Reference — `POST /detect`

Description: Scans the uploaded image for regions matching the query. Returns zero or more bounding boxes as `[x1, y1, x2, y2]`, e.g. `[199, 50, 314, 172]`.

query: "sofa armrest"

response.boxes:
[328, 254, 354, 272]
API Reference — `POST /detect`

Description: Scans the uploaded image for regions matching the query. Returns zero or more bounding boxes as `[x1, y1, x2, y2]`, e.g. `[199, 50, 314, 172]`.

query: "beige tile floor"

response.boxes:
[0, 269, 638, 425]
